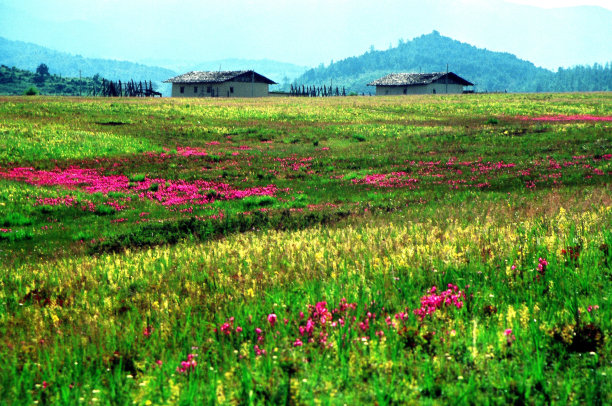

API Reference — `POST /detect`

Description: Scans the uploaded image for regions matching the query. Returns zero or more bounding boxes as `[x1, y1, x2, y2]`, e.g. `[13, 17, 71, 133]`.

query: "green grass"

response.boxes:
[0, 94, 610, 404]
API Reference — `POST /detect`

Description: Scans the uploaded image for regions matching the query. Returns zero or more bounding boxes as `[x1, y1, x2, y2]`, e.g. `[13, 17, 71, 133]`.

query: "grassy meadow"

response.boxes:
[0, 93, 611, 404]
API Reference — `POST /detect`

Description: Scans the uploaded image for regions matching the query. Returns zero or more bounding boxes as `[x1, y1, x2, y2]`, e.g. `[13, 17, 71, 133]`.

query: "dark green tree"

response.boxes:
[36, 63, 50, 76]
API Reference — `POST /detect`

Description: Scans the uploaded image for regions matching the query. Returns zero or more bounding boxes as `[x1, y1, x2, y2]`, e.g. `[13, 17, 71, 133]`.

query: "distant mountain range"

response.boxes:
[0, 37, 308, 95]
[294, 32, 612, 94]
[1, 33, 610, 96]
[0, 37, 175, 82]
[0, 36, 177, 95]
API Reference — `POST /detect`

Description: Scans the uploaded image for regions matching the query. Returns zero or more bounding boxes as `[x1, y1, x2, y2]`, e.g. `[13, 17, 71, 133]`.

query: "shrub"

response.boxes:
[242, 195, 276, 210]
[107, 192, 126, 199]
[1, 212, 33, 227]
[352, 133, 367, 142]
[24, 86, 38, 96]
[73, 231, 94, 241]
[0, 229, 33, 242]
[95, 205, 117, 216]
[128, 174, 146, 182]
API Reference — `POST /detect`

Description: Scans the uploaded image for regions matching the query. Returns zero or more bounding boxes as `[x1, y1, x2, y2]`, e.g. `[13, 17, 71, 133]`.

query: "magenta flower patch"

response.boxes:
[0, 166, 279, 208]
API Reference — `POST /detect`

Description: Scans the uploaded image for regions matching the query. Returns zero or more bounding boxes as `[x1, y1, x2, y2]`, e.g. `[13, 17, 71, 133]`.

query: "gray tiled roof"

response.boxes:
[164, 70, 277, 84]
[367, 72, 473, 87]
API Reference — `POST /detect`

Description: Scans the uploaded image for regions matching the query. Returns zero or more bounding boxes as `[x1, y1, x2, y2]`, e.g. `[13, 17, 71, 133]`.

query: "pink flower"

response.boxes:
[267, 313, 277, 327]
[538, 258, 548, 269]
[536, 257, 548, 281]
[255, 327, 262, 335]
[235, 326, 243, 333]
[306, 319, 315, 335]
[504, 329, 516, 346]
[176, 354, 197, 374]
[254, 345, 266, 356]
[220, 322, 232, 335]
[293, 338, 303, 347]
[413, 284, 465, 320]
[587, 305, 599, 313]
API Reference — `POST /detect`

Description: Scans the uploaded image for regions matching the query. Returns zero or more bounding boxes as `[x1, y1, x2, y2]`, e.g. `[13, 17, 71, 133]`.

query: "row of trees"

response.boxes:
[0, 63, 162, 97]
[289, 84, 348, 97]
[0, 64, 93, 96]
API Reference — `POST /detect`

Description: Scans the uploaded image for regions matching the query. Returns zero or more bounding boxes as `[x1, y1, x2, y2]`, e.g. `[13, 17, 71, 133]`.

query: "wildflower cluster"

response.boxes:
[504, 329, 516, 346]
[176, 354, 197, 374]
[0, 166, 280, 209]
[349, 155, 609, 192]
[212, 291, 472, 359]
[536, 257, 548, 282]
[561, 245, 581, 262]
[216, 317, 242, 335]
[413, 284, 465, 320]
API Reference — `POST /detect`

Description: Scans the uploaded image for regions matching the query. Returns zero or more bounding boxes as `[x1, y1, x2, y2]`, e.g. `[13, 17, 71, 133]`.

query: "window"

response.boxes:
[403, 88, 407, 95]
[180, 86, 184, 93]
[194, 86, 198, 93]
[432, 89, 436, 94]
[230, 87, 234, 94]
[207, 86, 212, 93]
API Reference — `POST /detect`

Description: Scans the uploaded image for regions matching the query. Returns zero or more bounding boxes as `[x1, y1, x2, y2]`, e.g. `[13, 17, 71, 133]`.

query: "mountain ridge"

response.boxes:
[293, 31, 611, 94]
[1, 33, 610, 96]
[0, 36, 176, 82]
[0, 36, 308, 94]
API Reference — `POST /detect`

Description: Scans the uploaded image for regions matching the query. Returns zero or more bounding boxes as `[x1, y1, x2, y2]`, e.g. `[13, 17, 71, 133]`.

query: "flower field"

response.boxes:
[0, 93, 610, 404]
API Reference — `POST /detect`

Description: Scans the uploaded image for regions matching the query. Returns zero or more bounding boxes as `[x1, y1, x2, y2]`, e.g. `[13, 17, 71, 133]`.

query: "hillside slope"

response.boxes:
[0, 37, 176, 95]
[296, 31, 556, 94]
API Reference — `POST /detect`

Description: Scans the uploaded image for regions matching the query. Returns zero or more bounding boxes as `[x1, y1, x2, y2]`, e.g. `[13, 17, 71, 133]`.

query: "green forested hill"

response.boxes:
[0, 36, 176, 95]
[0, 37, 175, 81]
[549, 64, 612, 92]
[0, 64, 104, 96]
[294, 31, 612, 94]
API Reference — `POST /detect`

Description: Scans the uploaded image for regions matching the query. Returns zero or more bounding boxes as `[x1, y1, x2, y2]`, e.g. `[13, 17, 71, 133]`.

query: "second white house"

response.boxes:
[368, 72, 474, 95]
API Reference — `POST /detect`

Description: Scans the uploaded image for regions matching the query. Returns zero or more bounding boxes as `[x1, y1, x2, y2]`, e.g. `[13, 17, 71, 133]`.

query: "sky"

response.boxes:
[0, 0, 611, 70]
[507, 0, 612, 9]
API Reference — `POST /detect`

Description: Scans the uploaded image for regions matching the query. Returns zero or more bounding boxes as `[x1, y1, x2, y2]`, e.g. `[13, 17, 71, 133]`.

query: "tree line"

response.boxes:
[0, 63, 161, 96]
[289, 84, 348, 97]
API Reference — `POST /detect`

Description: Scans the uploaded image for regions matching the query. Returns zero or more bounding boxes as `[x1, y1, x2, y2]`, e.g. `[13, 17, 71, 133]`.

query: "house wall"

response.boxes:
[375, 83, 465, 96]
[171, 81, 269, 98]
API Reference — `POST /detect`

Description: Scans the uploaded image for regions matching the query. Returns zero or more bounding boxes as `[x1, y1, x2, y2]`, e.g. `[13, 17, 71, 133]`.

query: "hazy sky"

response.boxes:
[507, 0, 612, 9]
[1, 0, 611, 69]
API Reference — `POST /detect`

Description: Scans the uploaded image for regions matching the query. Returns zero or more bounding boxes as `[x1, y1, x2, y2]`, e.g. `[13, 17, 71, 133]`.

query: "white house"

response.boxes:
[164, 70, 277, 98]
[368, 72, 474, 95]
